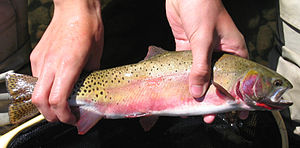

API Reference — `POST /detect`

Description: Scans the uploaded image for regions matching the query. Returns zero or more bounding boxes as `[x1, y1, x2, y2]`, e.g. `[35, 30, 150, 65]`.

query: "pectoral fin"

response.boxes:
[212, 81, 235, 100]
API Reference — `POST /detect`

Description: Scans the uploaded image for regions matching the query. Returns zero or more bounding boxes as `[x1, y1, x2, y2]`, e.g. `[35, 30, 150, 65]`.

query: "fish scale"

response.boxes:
[75, 50, 192, 107]
[5, 46, 293, 135]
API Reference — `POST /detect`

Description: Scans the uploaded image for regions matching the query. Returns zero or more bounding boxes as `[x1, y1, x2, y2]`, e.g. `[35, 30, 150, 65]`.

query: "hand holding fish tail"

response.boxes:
[166, 0, 248, 123]
[30, 0, 104, 125]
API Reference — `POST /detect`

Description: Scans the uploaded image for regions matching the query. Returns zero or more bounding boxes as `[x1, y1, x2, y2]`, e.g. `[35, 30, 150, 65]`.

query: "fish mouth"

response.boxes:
[263, 98, 293, 110]
[260, 88, 293, 110]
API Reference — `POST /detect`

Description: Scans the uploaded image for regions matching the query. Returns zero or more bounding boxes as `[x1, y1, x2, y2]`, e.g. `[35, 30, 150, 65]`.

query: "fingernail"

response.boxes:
[191, 85, 205, 98]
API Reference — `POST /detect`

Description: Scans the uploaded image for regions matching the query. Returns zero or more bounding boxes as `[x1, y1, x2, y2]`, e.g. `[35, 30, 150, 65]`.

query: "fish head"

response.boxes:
[238, 67, 293, 110]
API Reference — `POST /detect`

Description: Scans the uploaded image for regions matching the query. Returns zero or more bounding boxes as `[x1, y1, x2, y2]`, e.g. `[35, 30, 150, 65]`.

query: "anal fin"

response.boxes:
[139, 116, 159, 132]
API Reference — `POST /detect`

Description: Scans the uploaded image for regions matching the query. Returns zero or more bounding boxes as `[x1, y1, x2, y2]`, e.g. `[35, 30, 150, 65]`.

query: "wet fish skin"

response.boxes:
[5, 46, 293, 135]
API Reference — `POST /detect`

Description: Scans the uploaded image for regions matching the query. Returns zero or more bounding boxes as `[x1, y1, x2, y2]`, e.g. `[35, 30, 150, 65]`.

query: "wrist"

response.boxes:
[53, 0, 101, 18]
[52, 0, 103, 34]
[53, 0, 100, 9]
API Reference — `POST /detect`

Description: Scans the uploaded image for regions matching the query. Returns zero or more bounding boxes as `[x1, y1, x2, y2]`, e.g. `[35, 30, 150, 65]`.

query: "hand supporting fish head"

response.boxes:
[237, 68, 293, 110]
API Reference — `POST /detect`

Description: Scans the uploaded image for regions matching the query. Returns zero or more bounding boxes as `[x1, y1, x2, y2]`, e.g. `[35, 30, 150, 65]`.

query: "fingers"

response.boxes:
[203, 111, 248, 124]
[219, 35, 249, 59]
[49, 69, 78, 125]
[32, 59, 79, 125]
[167, 0, 215, 98]
[29, 1, 104, 126]
[238, 111, 249, 120]
[189, 32, 214, 98]
[203, 114, 216, 124]
[48, 56, 83, 125]
[31, 66, 57, 122]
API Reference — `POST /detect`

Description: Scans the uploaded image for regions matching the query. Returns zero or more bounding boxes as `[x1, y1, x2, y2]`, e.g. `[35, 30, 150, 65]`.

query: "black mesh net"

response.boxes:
[7, 111, 283, 148]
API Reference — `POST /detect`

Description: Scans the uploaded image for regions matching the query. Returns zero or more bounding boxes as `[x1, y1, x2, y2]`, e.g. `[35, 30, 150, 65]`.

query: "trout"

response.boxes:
[5, 46, 293, 135]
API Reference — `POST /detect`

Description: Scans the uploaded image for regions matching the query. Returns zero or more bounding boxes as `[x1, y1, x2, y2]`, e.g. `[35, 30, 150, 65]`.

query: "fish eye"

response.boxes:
[273, 79, 283, 87]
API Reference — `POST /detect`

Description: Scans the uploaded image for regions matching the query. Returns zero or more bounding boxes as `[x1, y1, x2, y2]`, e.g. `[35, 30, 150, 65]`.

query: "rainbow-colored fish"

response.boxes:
[5, 46, 293, 135]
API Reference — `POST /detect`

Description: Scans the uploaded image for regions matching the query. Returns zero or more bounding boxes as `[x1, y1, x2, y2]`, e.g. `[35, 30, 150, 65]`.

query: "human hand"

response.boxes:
[166, 0, 249, 123]
[30, 0, 104, 125]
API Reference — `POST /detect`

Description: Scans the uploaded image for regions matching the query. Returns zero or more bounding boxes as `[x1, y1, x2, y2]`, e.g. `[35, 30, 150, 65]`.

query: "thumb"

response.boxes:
[189, 34, 213, 98]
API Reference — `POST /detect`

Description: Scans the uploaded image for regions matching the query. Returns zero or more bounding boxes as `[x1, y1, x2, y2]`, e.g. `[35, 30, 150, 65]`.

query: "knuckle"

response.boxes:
[190, 65, 211, 83]
[191, 65, 210, 77]
[190, 30, 213, 45]
[59, 115, 73, 124]
[49, 97, 60, 107]
[29, 51, 38, 64]
[46, 116, 58, 122]
[31, 95, 43, 107]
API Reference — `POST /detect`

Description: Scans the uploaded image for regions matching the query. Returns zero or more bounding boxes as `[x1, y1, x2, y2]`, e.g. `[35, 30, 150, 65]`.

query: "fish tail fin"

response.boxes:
[5, 73, 39, 124]
[75, 106, 103, 135]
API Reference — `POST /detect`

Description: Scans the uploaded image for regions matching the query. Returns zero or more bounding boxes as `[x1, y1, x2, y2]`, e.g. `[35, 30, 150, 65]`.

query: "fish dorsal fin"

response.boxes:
[139, 116, 159, 131]
[144, 46, 168, 60]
